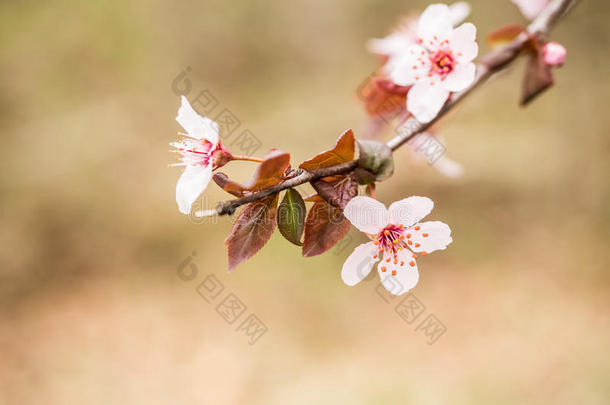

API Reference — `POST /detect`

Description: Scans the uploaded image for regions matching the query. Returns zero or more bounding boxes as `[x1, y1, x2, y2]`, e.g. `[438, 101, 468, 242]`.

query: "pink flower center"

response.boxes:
[170, 138, 215, 167]
[373, 224, 415, 275]
[430, 50, 455, 76]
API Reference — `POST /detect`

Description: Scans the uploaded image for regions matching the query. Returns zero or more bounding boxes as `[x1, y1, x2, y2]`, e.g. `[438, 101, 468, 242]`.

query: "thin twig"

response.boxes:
[204, 0, 576, 217]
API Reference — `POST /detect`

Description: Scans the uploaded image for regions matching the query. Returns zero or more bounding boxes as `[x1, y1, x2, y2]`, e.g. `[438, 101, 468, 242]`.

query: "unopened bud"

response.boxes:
[212, 144, 233, 169]
[543, 42, 567, 67]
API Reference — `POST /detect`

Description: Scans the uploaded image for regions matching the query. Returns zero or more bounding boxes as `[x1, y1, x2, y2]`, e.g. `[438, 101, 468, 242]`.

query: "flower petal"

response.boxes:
[407, 81, 450, 123]
[417, 4, 453, 48]
[377, 249, 419, 296]
[388, 196, 434, 227]
[409, 221, 453, 254]
[367, 33, 408, 56]
[389, 45, 431, 86]
[448, 2, 471, 26]
[450, 23, 478, 63]
[441, 62, 475, 92]
[176, 96, 219, 145]
[341, 242, 379, 286]
[433, 155, 464, 178]
[176, 164, 212, 215]
[512, 0, 547, 20]
[343, 196, 388, 234]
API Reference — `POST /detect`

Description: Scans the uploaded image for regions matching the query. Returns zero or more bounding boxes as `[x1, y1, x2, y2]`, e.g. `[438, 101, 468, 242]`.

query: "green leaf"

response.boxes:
[302, 201, 351, 257]
[357, 140, 394, 181]
[225, 194, 279, 272]
[277, 189, 306, 246]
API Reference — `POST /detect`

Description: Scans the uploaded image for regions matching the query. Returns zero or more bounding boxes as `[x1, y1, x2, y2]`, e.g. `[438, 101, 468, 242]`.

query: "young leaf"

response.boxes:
[303, 193, 325, 203]
[302, 201, 351, 257]
[521, 47, 554, 106]
[360, 76, 408, 122]
[277, 189, 306, 246]
[311, 175, 358, 210]
[352, 167, 377, 185]
[487, 24, 526, 49]
[213, 172, 246, 197]
[357, 140, 394, 181]
[215, 149, 290, 195]
[299, 129, 355, 171]
[225, 193, 279, 272]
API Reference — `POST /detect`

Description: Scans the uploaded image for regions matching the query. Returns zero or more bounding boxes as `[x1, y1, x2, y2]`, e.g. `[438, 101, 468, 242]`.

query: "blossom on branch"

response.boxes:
[512, 0, 548, 20]
[170, 96, 231, 215]
[367, 2, 471, 74]
[389, 4, 479, 123]
[341, 196, 452, 295]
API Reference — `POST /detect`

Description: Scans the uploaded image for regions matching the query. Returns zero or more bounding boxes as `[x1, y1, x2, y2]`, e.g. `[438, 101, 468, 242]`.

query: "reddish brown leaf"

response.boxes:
[487, 24, 526, 48]
[213, 172, 246, 197]
[359, 76, 407, 121]
[303, 193, 324, 203]
[245, 149, 290, 191]
[311, 175, 358, 210]
[302, 201, 351, 257]
[299, 129, 355, 171]
[214, 149, 290, 196]
[521, 47, 554, 106]
[375, 78, 411, 95]
[225, 193, 279, 272]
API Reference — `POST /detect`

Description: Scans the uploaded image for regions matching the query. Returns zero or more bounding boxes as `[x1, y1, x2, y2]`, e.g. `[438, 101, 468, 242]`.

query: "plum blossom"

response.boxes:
[512, 0, 548, 20]
[367, 2, 471, 74]
[543, 42, 567, 67]
[170, 96, 230, 215]
[389, 4, 479, 123]
[342, 196, 452, 295]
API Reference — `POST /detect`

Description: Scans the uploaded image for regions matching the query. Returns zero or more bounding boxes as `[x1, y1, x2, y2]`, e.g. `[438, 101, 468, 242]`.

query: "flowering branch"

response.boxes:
[201, 0, 576, 218]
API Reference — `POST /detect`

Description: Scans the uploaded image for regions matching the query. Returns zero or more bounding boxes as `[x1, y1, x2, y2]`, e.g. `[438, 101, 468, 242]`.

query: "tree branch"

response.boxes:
[202, 0, 577, 217]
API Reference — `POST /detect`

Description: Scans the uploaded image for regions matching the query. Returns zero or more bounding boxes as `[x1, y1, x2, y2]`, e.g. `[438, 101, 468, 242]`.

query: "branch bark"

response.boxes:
[203, 0, 577, 217]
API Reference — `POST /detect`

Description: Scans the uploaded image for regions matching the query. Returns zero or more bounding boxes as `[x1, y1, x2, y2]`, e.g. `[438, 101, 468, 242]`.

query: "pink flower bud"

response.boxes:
[543, 42, 567, 67]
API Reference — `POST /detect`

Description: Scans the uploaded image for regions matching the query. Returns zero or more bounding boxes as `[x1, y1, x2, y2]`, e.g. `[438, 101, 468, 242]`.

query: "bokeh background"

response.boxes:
[1, 0, 609, 403]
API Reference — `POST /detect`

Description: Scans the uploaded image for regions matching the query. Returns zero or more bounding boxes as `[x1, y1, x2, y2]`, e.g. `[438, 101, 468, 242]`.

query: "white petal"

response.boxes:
[512, 0, 547, 20]
[377, 249, 419, 296]
[341, 242, 379, 286]
[442, 62, 475, 92]
[417, 4, 453, 47]
[343, 196, 388, 235]
[409, 221, 453, 254]
[433, 155, 464, 178]
[448, 2, 471, 26]
[176, 164, 212, 215]
[176, 96, 219, 145]
[389, 45, 431, 86]
[407, 81, 450, 123]
[367, 33, 407, 56]
[388, 196, 434, 227]
[450, 23, 478, 63]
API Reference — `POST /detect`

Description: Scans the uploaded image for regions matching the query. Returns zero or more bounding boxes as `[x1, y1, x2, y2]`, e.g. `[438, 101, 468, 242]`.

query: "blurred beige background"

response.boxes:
[1, 0, 609, 404]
